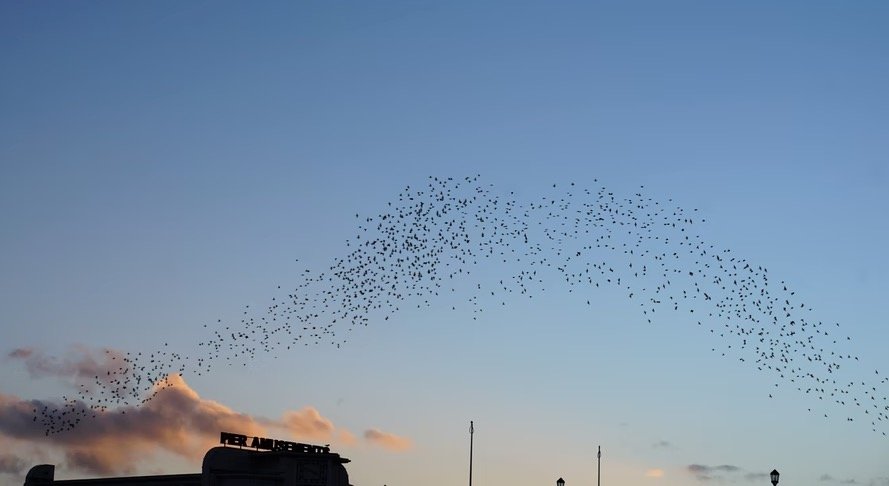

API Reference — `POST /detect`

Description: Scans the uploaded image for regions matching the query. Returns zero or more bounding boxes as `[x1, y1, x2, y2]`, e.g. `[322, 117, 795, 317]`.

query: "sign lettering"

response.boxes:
[221, 432, 331, 454]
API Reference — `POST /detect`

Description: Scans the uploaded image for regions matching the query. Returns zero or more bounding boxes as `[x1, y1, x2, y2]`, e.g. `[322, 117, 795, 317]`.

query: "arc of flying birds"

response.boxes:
[35, 176, 889, 437]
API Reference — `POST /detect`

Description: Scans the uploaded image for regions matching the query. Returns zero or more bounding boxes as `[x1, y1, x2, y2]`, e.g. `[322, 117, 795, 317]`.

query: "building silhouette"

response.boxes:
[23, 432, 352, 486]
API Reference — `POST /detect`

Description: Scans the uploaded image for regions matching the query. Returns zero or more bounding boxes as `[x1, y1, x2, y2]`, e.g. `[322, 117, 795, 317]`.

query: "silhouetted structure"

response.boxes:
[468, 421, 474, 486]
[23, 432, 352, 486]
[597, 446, 601, 486]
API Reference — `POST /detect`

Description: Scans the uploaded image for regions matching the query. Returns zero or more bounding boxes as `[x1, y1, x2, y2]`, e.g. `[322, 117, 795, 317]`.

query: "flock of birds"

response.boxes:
[33, 176, 888, 436]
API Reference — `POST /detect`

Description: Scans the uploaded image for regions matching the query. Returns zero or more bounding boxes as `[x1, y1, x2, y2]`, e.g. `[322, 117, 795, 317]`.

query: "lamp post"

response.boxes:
[770, 470, 780, 486]
[557, 478, 565, 486]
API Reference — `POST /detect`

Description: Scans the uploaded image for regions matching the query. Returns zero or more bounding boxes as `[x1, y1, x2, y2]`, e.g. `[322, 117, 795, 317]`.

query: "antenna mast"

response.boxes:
[597, 446, 602, 486]
[469, 421, 474, 486]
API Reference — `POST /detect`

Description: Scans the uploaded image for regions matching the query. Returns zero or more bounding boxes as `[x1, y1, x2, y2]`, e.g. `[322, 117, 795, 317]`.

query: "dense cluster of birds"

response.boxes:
[34, 176, 888, 436]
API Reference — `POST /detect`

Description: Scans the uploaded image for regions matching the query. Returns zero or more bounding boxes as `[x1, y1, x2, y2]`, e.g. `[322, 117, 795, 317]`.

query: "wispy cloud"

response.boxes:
[689, 464, 741, 473]
[7, 349, 32, 360]
[646, 468, 665, 478]
[6, 346, 127, 391]
[0, 372, 409, 476]
[364, 428, 412, 452]
[687, 464, 743, 482]
[652, 440, 673, 449]
[820, 474, 866, 485]
[869, 477, 889, 486]
[745, 472, 769, 482]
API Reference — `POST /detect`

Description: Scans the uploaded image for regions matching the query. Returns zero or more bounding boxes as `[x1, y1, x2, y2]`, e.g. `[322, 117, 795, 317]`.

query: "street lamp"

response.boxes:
[770, 470, 780, 486]
[557, 478, 565, 486]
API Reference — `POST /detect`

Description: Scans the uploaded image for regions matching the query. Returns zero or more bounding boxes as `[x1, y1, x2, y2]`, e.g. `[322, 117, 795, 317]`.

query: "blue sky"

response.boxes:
[1, 1, 888, 485]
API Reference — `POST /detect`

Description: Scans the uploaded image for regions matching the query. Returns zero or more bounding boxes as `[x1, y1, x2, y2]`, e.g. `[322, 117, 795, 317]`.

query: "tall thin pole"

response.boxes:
[597, 446, 601, 486]
[469, 421, 474, 486]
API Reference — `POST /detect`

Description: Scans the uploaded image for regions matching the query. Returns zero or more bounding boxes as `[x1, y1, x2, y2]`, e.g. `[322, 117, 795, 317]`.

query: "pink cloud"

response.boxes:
[281, 407, 335, 440]
[0, 374, 348, 476]
[3, 345, 412, 476]
[364, 428, 412, 452]
[338, 429, 357, 446]
[0, 374, 265, 475]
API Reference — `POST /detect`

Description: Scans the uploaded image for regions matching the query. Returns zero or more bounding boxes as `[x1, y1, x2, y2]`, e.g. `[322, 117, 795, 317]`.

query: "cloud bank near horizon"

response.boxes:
[0, 361, 411, 477]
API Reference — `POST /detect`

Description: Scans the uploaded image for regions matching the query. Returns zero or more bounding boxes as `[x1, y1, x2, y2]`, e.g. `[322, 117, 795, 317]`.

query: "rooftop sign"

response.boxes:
[220, 431, 331, 454]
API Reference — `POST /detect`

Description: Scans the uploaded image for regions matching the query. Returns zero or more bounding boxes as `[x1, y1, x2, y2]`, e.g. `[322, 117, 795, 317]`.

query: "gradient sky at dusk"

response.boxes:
[2, 2, 888, 486]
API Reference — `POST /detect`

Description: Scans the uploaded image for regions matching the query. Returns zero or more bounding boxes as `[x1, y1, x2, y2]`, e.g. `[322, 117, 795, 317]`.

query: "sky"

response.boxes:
[1, 1, 888, 486]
